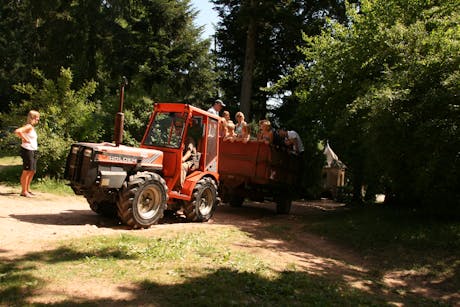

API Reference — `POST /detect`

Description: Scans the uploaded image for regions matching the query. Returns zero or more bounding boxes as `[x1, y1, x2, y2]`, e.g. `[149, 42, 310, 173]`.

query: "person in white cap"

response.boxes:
[207, 99, 226, 116]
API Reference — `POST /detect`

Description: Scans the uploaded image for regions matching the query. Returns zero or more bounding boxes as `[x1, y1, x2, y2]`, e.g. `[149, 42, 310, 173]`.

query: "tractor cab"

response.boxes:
[141, 103, 221, 212]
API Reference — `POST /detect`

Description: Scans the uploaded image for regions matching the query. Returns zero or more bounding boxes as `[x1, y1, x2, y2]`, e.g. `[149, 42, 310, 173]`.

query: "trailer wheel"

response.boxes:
[275, 196, 292, 214]
[229, 195, 244, 207]
[184, 177, 218, 222]
[118, 172, 168, 228]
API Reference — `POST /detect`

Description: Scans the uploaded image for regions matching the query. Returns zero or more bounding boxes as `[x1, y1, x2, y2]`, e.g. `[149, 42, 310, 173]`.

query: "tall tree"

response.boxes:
[101, 0, 217, 105]
[273, 0, 460, 208]
[0, 0, 217, 114]
[239, 0, 256, 117]
[0, 0, 40, 112]
[212, 0, 348, 119]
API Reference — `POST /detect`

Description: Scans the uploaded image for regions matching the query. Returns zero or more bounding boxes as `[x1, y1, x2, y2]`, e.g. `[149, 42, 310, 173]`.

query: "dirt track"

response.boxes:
[0, 184, 345, 258]
[0, 184, 458, 305]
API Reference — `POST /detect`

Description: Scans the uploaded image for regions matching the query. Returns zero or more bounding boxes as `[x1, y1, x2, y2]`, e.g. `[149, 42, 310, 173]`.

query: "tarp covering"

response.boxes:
[324, 142, 346, 169]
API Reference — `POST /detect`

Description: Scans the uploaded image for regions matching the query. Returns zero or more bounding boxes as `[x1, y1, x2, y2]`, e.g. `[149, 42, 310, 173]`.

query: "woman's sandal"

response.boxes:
[20, 192, 35, 198]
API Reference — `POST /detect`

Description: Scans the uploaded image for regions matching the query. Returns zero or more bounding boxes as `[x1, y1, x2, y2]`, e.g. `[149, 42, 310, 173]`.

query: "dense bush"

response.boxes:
[34, 133, 73, 178]
[1, 68, 101, 178]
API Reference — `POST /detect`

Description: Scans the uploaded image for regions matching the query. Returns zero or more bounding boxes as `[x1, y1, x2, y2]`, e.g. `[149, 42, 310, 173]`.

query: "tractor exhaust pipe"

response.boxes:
[114, 77, 128, 146]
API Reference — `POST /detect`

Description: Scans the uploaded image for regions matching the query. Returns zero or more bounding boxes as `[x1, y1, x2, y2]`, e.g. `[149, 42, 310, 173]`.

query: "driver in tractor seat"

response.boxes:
[180, 136, 198, 190]
[179, 118, 203, 190]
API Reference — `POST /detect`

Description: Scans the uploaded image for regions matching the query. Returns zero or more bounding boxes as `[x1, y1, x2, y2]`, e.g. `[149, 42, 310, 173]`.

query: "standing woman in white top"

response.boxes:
[15, 110, 40, 197]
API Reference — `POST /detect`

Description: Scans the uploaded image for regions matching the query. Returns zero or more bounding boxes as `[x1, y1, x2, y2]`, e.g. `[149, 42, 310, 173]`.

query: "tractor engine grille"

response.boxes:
[65, 145, 94, 185]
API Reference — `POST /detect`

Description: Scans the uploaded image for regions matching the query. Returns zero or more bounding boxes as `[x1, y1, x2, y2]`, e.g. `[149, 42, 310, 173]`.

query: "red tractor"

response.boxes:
[65, 102, 221, 228]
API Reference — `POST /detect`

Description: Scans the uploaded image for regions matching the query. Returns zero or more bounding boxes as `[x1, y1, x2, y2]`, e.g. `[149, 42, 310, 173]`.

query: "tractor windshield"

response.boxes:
[144, 112, 187, 148]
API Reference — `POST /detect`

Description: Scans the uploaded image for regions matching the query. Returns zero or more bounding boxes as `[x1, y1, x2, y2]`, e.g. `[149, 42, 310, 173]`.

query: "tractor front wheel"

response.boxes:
[118, 172, 168, 228]
[184, 177, 218, 222]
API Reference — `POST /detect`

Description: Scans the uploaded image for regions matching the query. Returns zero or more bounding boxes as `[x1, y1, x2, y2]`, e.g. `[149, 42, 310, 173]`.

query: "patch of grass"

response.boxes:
[32, 177, 73, 195]
[300, 205, 460, 294]
[0, 156, 22, 185]
[301, 206, 460, 254]
[1, 214, 456, 305]
[0, 230, 387, 306]
[0, 155, 21, 164]
[0, 155, 72, 195]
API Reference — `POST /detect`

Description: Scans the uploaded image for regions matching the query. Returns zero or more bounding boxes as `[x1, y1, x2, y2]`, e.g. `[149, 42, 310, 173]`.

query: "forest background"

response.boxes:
[0, 0, 458, 211]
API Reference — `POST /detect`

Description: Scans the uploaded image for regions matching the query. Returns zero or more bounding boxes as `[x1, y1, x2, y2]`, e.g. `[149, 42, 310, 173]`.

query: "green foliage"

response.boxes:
[274, 0, 460, 208]
[3, 67, 100, 178]
[0, 0, 217, 114]
[35, 133, 73, 177]
[13, 68, 101, 141]
[0, 127, 20, 155]
[108, 1, 217, 106]
[100, 85, 157, 146]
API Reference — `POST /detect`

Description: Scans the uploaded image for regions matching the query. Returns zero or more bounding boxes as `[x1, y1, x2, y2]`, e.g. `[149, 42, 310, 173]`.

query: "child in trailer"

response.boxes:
[224, 121, 237, 142]
[257, 119, 273, 145]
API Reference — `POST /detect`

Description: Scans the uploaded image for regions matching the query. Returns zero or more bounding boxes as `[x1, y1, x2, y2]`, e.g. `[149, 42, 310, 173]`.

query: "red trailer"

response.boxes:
[218, 140, 301, 213]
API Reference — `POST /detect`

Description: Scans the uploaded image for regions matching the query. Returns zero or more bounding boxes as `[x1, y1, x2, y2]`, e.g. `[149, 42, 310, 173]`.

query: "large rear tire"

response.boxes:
[184, 177, 218, 222]
[118, 172, 168, 228]
[88, 200, 118, 218]
[84, 191, 118, 218]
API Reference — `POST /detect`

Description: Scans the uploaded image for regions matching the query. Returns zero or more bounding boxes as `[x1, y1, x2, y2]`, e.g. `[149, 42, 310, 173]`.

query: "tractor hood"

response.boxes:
[74, 142, 163, 170]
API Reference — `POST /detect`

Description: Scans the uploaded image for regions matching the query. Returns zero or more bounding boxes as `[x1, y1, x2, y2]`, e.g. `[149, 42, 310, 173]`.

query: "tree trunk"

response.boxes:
[240, 0, 256, 118]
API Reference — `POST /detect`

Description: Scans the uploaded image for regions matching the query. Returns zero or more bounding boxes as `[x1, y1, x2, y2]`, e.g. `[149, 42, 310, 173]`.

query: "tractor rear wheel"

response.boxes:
[85, 190, 118, 218]
[184, 177, 218, 222]
[88, 200, 118, 218]
[118, 172, 168, 228]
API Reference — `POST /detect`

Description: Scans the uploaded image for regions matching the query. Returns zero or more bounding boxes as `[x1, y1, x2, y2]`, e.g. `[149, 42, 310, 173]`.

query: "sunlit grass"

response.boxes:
[0, 155, 72, 195]
[31, 177, 73, 195]
[0, 155, 21, 165]
[1, 230, 385, 306]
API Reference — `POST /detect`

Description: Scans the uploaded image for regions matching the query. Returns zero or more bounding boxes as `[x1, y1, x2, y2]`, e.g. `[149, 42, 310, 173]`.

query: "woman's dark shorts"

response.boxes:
[20, 147, 38, 171]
